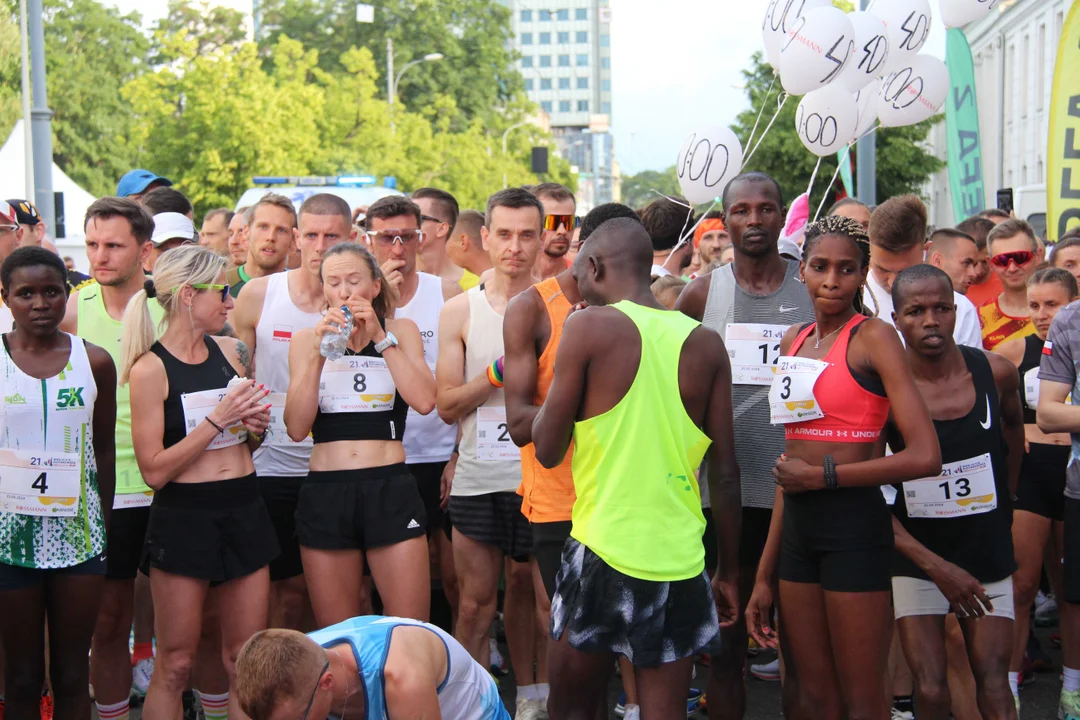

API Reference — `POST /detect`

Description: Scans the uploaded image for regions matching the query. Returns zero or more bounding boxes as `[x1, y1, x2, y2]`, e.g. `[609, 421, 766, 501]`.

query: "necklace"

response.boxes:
[814, 322, 845, 349]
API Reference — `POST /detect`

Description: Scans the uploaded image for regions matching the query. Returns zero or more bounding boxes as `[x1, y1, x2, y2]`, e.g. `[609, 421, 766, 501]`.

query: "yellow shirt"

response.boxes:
[458, 270, 480, 291]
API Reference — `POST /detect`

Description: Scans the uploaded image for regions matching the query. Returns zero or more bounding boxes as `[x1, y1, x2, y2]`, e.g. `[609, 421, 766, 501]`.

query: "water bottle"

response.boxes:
[320, 306, 354, 360]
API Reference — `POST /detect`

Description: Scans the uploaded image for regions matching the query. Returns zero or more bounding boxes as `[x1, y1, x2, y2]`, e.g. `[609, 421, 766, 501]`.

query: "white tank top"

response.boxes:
[252, 271, 323, 477]
[396, 272, 456, 464]
[452, 285, 521, 496]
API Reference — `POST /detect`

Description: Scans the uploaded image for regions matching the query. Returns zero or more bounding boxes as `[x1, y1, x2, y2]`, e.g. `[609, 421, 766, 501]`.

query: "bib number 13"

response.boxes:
[938, 477, 970, 500]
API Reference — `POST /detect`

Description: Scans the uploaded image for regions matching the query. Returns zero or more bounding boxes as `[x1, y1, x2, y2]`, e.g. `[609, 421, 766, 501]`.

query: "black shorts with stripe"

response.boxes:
[448, 491, 532, 561]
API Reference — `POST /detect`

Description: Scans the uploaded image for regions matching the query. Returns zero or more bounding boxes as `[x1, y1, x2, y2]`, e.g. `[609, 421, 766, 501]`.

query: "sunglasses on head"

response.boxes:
[191, 283, 231, 302]
[989, 250, 1035, 269]
[420, 214, 446, 225]
[543, 214, 581, 232]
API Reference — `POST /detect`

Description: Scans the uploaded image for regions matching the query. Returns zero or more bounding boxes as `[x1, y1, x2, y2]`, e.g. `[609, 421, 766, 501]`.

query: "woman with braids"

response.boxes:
[746, 215, 941, 720]
[123, 244, 276, 720]
[996, 267, 1079, 703]
[284, 242, 435, 626]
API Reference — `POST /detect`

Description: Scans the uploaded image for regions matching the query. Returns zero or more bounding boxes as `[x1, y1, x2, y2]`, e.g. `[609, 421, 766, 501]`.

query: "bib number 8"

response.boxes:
[353, 373, 367, 393]
[938, 477, 971, 500]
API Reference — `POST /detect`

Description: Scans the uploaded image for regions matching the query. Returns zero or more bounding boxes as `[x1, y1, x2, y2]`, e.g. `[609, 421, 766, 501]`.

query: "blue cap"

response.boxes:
[116, 169, 172, 197]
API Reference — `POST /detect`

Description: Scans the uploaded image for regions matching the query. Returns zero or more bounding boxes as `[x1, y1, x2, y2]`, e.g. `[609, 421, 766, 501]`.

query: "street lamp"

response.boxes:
[501, 121, 530, 189]
[386, 38, 444, 105]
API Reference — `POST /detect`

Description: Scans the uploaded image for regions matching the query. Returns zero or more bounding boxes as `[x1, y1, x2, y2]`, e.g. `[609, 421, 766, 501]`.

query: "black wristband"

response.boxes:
[206, 417, 225, 434]
[823, 454, 838, 490]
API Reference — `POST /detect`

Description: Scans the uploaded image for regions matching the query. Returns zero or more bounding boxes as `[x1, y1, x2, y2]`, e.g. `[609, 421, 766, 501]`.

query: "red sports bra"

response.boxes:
[784, 315, 890, 443]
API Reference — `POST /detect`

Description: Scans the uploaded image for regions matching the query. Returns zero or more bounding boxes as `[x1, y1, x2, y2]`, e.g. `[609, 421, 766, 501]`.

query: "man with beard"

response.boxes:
[643, 198, 694, 279]
[529, 184, 577, 281]
[228, 193, 297, 298]
[695, 213, 731, 268]
[60, 197, 166, 720]
[677, 171, 814, 720]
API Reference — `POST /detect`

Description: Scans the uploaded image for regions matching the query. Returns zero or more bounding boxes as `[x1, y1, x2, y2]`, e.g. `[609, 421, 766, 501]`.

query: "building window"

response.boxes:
[599, 34, 610, 47]
[521, 56, 533, 68]
[578, 100, 589, 112]
[1037, 23, 1046, 111]
[521, 9, 532, 21]
[539, 31, 551, 43]
[559, 77, 570, 89]
[575, 8, 587, 20]
[558, 31, 569, 43]
[541, 101, 553, 112]
[576, 31, 588, 43]
[525, 79, 534, 91]
[577, 77, 589, 89]
[601, 101, 611, 114]
[539, 55, 551, 67]
[539, 9, 551, 21]
[541, 78, 553, 90]
[521, 32, 533, 44]
[560, 100, 571, 112]
[558, 54, 570, 67]
[576, 53, 588, 66]
[557, 9, 569, 20]
[601, 79, 610, 91]
[600, 57, 610, 69]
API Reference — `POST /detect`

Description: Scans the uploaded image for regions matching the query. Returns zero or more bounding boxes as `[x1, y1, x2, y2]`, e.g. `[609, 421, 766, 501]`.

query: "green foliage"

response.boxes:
[148, 0, 247, 65]
[621, 167, 681, 210]
[730, 52, 944, 210]
[0, 5, 21, 136]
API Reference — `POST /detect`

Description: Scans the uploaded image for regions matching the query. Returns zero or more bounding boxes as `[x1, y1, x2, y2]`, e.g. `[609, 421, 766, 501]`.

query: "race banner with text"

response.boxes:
[1048, 1, 1080, 241]
[944, 28, 985, 223]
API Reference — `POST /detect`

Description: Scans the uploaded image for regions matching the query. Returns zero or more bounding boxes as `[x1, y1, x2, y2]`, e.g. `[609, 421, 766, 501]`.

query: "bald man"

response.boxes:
[928, 229, 981, 295]
[531, 217, 740, 719]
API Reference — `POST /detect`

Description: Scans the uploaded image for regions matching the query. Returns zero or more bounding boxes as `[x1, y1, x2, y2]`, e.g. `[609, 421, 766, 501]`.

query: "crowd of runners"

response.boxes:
[1, 167, 1080, 720]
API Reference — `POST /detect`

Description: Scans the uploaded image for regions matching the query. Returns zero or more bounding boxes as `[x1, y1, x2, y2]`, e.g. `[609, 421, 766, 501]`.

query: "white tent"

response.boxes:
[1, 120, 96, 269]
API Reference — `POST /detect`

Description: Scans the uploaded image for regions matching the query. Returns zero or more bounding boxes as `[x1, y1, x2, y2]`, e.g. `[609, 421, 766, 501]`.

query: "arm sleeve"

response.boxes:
[1040, 306, 1079, 386]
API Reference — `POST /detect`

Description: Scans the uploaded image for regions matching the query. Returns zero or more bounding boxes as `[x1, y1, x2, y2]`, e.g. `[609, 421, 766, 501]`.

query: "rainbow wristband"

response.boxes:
[487, 357, 505, 388]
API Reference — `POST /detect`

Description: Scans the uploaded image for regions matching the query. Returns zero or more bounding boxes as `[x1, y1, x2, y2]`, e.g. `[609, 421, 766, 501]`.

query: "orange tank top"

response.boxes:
[518, 278, 577, 522]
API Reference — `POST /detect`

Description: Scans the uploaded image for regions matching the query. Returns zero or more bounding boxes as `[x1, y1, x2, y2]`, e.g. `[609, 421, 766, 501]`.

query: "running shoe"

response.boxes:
[623, 705, 641, 720]
[890, 709, 914, 720]
[616, 689, 702, 717]
[39, 692, 53, 720]
[615, 693, 628, 717]
[132, 656, 154, 697]
[750, 657, 780, 681]
[182, 689, 200, 720]
[489, 638, 508, 677]
[1061, 689, 1080, 720]
[515, 697, 547, 720]
[1037, 593, 1060, 627]
[686, 687, 704, 715]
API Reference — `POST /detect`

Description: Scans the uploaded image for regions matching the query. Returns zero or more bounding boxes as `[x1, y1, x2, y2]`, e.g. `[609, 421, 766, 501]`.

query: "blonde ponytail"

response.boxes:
[118, 245, 227, 385]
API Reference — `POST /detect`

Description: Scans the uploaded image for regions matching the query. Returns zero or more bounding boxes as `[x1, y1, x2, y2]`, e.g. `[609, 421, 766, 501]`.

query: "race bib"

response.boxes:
[1024, 366, 1040, 409]
[263, 393, 313, 447]
[476, 407, 519, 461]
[114, 491, 153, 510]
[0, 450, 81, 517]
[181, 388, 248, 449]
[769, 357, 828, 424]
[318, 356, 396, 414]
[726, 323, 789, 385]
[901, 453, 997, 519]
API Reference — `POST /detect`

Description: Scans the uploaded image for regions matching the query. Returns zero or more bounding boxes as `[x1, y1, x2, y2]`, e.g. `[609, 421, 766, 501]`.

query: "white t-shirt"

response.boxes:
[864, 269, 983, 348]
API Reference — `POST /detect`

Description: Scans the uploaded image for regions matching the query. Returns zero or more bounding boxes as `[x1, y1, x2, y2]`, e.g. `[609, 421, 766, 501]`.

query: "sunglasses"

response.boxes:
[0, 224, 18, 233]
[543, 214, 581, 232]
[191, 283, 231, 302]
[366, 230, 424, 246]
[298, 661, 329, 720]
[420, 214, 447, 225]
[989, 250, 1035, 269]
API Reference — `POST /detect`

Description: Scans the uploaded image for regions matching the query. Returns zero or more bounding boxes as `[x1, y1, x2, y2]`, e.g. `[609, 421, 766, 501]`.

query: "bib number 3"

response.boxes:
[768, 357, 828, 425]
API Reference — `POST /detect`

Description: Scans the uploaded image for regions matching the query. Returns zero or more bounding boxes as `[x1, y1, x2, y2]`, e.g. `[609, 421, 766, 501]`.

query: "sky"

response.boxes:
[107, 0, 949, 174]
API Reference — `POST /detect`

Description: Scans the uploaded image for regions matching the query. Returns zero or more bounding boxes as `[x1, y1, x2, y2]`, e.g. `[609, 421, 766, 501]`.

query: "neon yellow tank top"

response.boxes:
[458, 269, 480, 291]
[570, 301, 711, 582]
[77, 283, 165, 502]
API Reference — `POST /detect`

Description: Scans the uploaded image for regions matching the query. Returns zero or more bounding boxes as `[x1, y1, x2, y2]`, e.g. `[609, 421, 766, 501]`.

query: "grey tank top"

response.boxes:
[701, 260, 815, 509]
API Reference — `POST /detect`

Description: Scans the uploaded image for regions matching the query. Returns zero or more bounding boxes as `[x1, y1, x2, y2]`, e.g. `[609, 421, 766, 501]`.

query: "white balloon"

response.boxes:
[762, 0, 830, 69]
[939, 0, 997, 29]
[675, 127, 744, 205]
[795, 85, 859, 157]
[868, 0, 932, 74]
[852, 78, 881, 142]
[776, 6, 855, 96]
[876, 54, 949, 128]
[835, 12, 890, 93]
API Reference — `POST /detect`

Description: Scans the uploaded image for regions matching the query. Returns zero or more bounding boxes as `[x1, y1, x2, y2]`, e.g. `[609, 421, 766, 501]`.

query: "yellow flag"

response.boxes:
[1048, 1, 1080, 241]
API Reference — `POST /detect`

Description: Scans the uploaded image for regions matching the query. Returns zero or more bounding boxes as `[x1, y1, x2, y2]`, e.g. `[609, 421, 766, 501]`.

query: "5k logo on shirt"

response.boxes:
[57, 388, 86, 409]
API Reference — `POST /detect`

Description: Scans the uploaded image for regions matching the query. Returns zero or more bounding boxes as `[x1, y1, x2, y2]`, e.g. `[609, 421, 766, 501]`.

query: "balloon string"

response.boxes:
[805, 156, 823, 197]
[664, 198, 721, 268]
[743, 93, 789, 165]
[743, 74, 778, 153]
[814, 145, 852, 223]
[649, 190, 692, 209]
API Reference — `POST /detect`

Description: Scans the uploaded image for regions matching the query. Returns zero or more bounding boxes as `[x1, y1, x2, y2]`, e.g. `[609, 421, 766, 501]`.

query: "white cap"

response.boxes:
[151, 212, 196, 247]
[778, 236, 803, 261]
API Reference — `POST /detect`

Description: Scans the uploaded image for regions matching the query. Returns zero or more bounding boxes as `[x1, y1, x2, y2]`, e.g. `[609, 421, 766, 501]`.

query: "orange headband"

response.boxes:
[694, 218, 726, 248]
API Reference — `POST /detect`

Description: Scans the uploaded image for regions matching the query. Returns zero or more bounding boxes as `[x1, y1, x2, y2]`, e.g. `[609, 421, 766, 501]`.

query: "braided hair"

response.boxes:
[802, 215, 877, 317]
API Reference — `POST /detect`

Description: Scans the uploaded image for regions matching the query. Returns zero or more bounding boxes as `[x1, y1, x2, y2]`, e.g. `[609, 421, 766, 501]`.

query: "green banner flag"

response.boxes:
[837, 145, 854, 198]
[945, 28, 985, 221]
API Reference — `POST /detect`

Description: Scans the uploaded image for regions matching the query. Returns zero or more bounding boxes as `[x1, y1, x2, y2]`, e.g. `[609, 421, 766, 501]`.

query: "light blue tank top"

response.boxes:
[309, 616, 510, 720]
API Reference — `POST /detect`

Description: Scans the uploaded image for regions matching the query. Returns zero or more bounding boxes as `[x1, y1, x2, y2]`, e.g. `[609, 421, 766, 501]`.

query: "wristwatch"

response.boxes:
[374, 332, 399, 355]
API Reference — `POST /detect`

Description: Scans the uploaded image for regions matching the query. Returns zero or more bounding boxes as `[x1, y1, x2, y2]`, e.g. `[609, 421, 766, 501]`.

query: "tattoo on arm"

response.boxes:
[237, 341, 253, 378]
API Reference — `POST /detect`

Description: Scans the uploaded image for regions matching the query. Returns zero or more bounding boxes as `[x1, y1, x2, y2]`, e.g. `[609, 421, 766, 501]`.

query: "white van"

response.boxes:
[1013, 184, 1046, 240]
[234, 177, 402, 218]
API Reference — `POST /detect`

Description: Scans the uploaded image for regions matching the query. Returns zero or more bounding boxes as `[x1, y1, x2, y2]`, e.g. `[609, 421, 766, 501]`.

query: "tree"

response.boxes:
[730, 52, 943, 212]
[148, 0, 247, 66]
[0, 5, 21, 137]
[256, 0, 526, 130]
[621, 166, 681, 210]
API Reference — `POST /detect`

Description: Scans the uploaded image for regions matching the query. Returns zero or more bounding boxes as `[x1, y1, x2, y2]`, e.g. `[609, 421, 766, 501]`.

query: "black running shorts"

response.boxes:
[448, 491, 532, 561]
